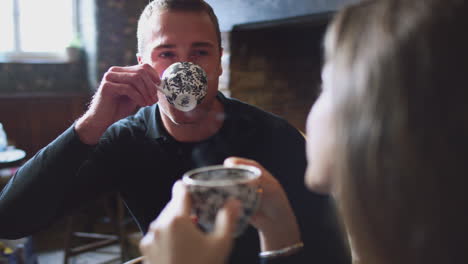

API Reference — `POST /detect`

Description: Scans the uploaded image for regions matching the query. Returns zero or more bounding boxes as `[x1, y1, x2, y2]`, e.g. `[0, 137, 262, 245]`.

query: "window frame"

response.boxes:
[0, 0, 78, 63]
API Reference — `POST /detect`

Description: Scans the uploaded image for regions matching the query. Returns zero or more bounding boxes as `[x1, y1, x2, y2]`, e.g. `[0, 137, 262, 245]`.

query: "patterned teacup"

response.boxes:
[160, 62, 208, 112]
[182, 165, 262, 237]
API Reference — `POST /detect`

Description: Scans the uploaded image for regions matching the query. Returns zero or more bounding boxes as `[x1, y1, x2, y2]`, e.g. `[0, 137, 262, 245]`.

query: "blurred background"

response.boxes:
[0, 0, 352, 263]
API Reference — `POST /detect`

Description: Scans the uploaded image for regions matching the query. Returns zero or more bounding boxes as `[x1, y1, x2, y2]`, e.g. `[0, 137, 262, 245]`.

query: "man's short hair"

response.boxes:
[137, 0, 222, 55]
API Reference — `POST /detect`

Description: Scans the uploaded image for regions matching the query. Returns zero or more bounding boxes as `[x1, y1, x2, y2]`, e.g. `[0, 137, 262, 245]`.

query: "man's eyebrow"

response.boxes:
[192, 42, 215, 48]
[152, 42, 214, 50]
[153, 44, 176, 50]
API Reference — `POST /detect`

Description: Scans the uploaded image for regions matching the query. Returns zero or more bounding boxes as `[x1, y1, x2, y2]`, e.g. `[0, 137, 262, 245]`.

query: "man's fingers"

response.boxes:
[111, 64, 160, 85]
[104, 71, 154, 106]
[102, 82, 146, 107]
[139, 70, 159, 102]
[106, 64, 160, 105]
[132, 71, 153, 105]
[140, 63, 161, 86]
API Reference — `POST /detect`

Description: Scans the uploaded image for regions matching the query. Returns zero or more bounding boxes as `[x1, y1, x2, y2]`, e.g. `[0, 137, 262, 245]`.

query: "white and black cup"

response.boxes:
[182, 165, 262, 237]
[160, 62, 208, 112]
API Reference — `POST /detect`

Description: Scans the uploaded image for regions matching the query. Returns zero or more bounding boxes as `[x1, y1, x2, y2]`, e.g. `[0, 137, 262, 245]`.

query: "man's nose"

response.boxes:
[178, 54, 197, 64]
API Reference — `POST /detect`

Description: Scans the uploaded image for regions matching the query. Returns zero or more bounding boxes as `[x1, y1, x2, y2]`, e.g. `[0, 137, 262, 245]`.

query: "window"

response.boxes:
[0, 0, 77, 63]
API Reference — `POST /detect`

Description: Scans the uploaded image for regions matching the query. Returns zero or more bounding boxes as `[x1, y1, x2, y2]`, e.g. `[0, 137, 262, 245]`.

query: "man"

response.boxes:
[0, 1, 349, 263]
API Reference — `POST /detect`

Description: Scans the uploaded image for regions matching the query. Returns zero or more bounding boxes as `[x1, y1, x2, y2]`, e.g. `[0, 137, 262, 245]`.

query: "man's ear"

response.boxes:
[137, 53, 143, 64]
[218, 48, 224, 76]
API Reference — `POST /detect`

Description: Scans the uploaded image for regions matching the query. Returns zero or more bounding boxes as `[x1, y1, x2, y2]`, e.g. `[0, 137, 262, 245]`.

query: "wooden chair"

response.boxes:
[63, 193, 129, 264]
[123, 256, 145, 264]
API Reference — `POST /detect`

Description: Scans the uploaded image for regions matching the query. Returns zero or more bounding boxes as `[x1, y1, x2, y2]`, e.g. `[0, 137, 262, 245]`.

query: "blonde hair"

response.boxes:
[325, 0, 468, 263]
[136, 0, 221, 55]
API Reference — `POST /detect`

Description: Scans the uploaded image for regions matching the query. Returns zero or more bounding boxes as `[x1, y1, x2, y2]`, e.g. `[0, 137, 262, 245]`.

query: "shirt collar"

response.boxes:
[151, 91, 232, 141]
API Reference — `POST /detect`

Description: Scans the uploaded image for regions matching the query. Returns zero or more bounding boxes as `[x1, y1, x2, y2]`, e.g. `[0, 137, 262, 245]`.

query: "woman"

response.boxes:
[140, 0, 468, 263]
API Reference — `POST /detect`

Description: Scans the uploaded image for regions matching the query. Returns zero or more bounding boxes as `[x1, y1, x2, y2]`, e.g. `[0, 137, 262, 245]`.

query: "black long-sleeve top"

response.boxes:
[0, 92, 350, 264]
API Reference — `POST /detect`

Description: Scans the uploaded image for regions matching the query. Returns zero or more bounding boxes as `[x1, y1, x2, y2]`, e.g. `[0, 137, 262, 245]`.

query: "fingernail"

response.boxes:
[224, 158, 236, 167]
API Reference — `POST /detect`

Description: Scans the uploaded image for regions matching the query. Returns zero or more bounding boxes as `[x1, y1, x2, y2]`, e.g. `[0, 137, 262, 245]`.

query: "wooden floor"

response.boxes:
[38, 245, 122, 264]
[33, 217, 141, 264]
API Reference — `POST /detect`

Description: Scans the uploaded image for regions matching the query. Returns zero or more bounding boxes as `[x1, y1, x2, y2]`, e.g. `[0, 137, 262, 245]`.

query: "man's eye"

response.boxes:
[193, 50, 209, 56]
[159, 51, 175, 58]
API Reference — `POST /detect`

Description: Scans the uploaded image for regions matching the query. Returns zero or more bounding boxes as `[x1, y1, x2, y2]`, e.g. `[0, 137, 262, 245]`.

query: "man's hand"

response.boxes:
[139, 181, 240, 264]
[224, 157, 302, 252]
[75, 64, 160, 145]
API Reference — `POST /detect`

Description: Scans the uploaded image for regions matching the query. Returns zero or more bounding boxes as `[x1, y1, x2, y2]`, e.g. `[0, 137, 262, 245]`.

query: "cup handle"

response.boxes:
[157, 82, 170, 96]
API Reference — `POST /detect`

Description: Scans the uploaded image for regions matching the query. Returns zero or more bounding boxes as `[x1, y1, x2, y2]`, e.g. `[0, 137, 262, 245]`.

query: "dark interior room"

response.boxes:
[0, 0, 350, 263]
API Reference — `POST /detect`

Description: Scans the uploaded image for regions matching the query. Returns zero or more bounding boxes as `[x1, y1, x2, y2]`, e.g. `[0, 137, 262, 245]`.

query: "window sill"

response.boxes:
[0, 51, 79, 64]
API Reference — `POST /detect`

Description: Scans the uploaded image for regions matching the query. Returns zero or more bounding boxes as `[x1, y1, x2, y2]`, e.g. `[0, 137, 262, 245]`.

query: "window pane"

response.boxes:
[0, 0, 14, 52]
[18, 0, 74, 52]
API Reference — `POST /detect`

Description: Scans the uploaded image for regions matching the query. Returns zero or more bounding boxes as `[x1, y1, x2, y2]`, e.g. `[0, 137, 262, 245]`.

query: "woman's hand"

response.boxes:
[224, 157, 302, 251]
[139, 181, 240, 264]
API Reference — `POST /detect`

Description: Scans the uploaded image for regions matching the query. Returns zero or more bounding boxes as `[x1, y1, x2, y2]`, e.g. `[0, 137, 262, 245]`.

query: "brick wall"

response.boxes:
[227, 18, 329, 132]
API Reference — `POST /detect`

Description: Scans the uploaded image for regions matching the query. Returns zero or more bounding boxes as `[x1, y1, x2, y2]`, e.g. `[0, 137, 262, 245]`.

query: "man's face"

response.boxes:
[138, 10, 223, 124]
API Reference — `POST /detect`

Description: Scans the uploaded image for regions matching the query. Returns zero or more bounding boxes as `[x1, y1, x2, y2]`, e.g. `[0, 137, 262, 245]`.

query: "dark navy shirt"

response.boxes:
[0, 92, 350, 264]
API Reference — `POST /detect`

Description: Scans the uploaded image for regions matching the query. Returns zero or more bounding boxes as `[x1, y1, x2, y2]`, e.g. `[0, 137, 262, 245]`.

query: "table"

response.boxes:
[0, 147, 26, 170]
[0, 147, 26, 188]
[0, 148, 36, 263]
[0, 237, 38, 264]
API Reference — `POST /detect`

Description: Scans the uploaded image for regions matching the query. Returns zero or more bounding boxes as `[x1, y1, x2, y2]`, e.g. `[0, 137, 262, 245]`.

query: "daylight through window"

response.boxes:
[0, 0, 76, 62]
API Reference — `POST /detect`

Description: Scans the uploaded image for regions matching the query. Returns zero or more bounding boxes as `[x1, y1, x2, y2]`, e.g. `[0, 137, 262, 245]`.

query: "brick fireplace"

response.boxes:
[223, 13, 333, 132]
